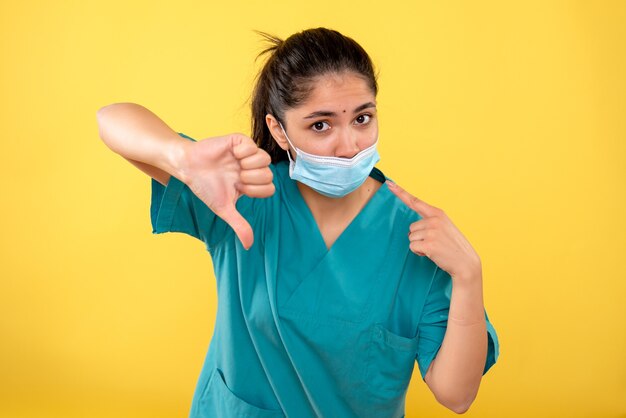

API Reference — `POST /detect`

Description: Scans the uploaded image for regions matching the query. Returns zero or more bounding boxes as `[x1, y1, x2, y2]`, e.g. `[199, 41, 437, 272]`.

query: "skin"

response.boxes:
[267, 71, 489, 412]
[173, 132, 274, 249]
[98, 71, 489, 413]
[96, 102, 275, 251]
[386, 182, 488, 413]
[265, 71, 382, 250]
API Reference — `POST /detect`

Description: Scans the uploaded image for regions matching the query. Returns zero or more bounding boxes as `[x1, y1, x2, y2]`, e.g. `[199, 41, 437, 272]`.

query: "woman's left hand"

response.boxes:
[387, 180, 482, 283]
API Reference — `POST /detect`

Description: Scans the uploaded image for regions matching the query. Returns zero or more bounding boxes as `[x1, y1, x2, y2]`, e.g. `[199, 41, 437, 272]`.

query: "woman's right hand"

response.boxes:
[177, 133, 275, 250]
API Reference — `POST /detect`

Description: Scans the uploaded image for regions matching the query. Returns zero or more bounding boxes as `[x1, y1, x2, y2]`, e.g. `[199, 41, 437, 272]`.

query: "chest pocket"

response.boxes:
[363, 323, 420, 412]
[276, 236, 420, 416]
[275, 314, 419, 418]
[273, 199, 422, 415]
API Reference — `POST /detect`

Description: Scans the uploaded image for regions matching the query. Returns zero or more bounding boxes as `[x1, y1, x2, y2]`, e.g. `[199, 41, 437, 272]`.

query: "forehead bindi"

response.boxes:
[297, 74, 374, 118]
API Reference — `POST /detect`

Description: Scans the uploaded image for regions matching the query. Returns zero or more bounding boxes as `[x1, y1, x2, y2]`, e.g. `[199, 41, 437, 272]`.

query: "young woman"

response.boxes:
[97, 27, 499, 418]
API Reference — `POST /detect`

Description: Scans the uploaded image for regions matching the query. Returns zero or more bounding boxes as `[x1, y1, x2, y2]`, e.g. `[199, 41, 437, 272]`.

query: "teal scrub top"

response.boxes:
[150, 133, 500, 418]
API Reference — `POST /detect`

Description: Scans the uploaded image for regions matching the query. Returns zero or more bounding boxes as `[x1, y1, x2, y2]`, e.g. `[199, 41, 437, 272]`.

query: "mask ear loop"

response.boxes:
[278, 121, 297, 162]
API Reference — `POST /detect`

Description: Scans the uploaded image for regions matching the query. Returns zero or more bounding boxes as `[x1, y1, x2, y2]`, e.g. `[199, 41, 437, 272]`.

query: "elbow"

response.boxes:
[96, 104, 111, 116]
[95, 103, 133, 151]
[438, 399, 468, 415]
[96, 103, 119, 119]
[96, 102, 139, 123]
[96, 105, 126, 154]
[445, 393, 477, 414]
[449, 401, 471, 415]
[435, 389, 476, 414]
[97, 102, 136, 114]
[428, 366, 481, 414]
[96, 106, 113, 148]
[96, 103, 118, 129]
[96, 106, 107, 124]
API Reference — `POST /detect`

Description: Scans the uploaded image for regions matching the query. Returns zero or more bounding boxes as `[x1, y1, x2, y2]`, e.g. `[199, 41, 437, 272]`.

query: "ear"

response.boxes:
[266, 114, 289, 151]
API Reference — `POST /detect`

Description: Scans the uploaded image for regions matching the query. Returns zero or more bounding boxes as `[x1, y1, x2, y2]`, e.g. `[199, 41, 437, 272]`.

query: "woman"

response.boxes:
[97, 27, 499, 418]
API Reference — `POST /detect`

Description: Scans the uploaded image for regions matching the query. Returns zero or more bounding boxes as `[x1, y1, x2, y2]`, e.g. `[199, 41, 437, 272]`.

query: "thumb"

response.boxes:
[215, 203, 254, 250]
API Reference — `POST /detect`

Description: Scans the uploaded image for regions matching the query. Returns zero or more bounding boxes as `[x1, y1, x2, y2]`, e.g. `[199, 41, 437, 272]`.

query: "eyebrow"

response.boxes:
[303, 101, 377, 119]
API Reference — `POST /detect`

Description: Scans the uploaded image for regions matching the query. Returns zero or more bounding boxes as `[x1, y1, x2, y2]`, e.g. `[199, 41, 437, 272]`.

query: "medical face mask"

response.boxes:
[278, 121, 380, 198]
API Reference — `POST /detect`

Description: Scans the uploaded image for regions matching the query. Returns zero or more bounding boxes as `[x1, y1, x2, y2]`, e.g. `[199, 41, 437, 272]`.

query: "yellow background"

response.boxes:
[1, 1, 624, 417]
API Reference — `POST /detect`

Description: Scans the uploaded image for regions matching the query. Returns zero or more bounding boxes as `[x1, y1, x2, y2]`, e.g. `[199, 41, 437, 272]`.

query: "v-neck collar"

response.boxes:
[279, 161, 391, 254]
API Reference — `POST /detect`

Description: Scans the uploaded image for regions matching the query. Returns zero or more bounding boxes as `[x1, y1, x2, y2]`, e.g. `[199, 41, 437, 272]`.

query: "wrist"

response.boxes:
[451, 261, 483, 285]
[165, 139, 191, 184]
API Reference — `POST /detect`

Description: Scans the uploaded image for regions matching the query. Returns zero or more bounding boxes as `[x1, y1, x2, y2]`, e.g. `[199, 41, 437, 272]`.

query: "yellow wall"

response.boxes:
[1, 1, 624, 417]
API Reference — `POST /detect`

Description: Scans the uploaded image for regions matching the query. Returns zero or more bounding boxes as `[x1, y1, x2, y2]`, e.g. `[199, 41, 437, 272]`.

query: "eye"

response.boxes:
[356, 113, 372, 125]
[310, 121, 330, 132]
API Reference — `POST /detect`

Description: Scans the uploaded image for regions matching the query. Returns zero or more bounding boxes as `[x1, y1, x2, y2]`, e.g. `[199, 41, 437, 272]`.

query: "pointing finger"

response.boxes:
[387, 180, 437, 218]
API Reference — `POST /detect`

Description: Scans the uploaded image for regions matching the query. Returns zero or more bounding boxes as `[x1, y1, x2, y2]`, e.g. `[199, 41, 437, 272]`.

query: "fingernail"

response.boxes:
[387, 180, 395, 188]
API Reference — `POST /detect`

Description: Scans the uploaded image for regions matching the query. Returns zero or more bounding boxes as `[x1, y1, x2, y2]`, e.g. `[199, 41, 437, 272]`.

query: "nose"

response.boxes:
[334, 129, 361, 158]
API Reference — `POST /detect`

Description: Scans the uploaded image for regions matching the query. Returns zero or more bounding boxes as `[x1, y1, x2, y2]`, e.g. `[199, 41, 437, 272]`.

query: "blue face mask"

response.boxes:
[278, 121, 380, 198]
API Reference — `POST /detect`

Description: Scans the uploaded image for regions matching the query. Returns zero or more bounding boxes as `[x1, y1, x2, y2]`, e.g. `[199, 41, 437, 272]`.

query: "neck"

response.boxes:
[297, 176, 380, 223]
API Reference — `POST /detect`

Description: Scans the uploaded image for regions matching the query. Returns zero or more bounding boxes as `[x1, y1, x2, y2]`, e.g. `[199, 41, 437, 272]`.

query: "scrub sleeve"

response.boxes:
[146, 133, 501, 417]
[149, 132, 235, 251]
[415, 265, 500, 381]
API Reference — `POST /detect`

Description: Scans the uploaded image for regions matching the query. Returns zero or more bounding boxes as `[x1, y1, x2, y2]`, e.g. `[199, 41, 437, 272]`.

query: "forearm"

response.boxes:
[429, 271, 488, 413]
[96, 102, 189, 180]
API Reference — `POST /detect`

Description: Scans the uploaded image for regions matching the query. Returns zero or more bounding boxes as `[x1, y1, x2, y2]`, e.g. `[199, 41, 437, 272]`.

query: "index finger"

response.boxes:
[232, 138, 258, 160]
[387, 180, 437, 217]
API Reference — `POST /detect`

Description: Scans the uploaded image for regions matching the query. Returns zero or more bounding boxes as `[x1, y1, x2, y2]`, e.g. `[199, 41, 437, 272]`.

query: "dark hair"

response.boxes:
[250, 27, 379, 164]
